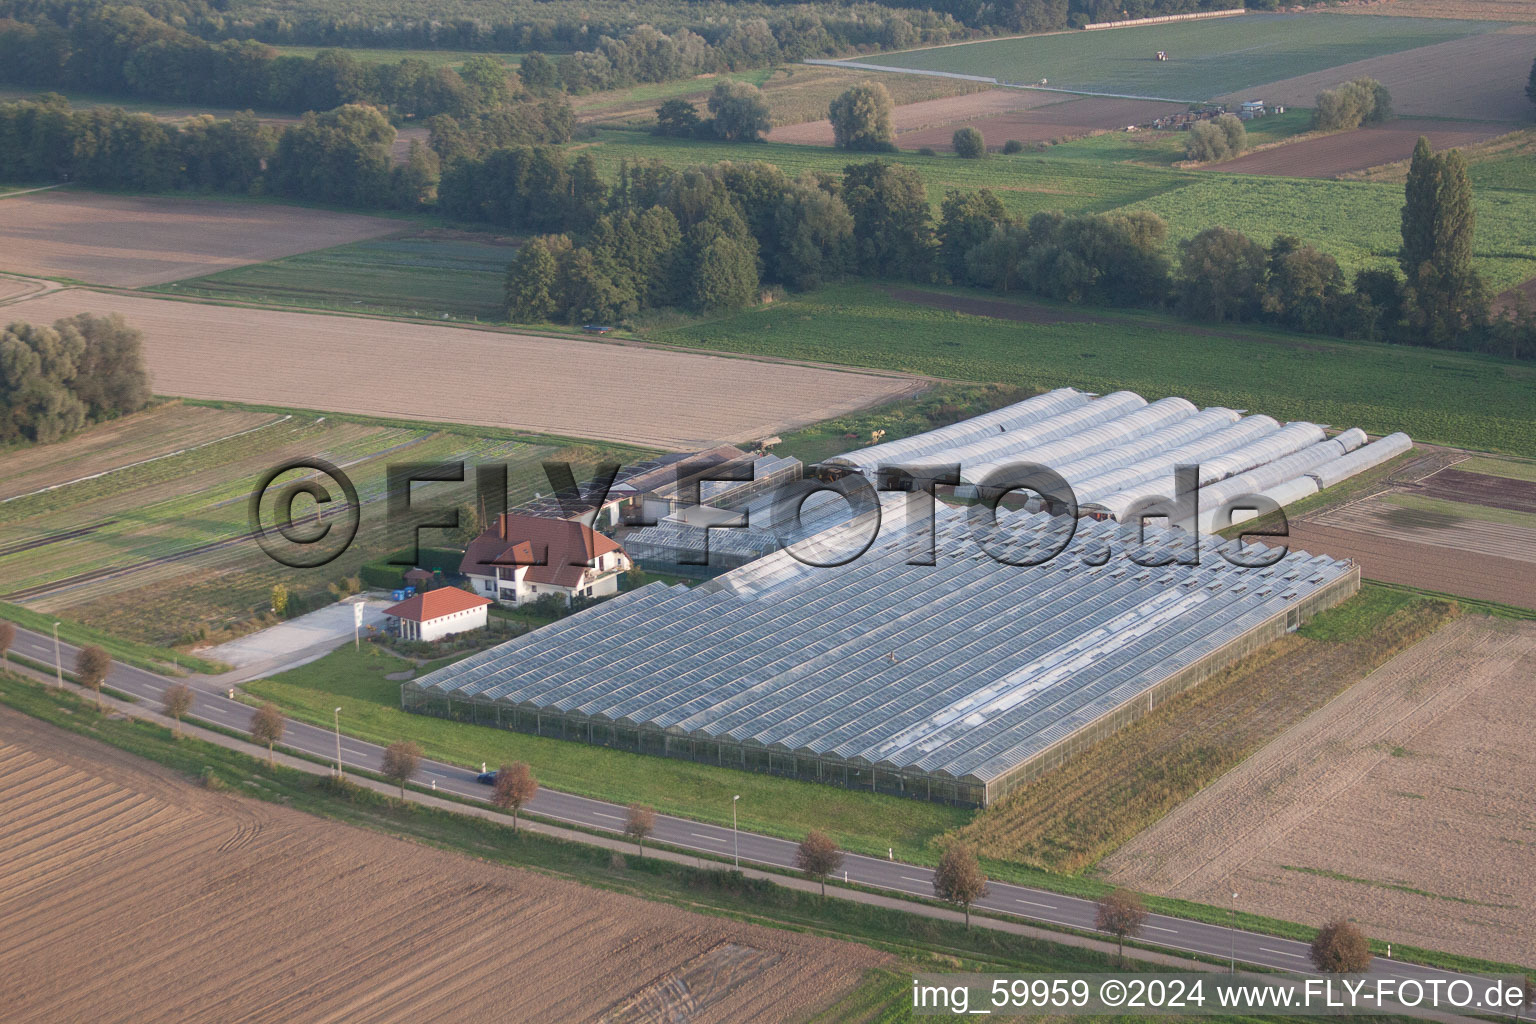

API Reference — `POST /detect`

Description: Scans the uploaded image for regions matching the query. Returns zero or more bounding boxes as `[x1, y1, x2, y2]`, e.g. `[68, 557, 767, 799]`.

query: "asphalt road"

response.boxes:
[9, 625, 1508, 996]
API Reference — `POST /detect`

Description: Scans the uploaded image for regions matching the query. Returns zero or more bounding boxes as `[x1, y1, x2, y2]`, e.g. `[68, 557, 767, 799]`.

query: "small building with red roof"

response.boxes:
[460, 512, 632, 608]
[383, 586, 491, 643]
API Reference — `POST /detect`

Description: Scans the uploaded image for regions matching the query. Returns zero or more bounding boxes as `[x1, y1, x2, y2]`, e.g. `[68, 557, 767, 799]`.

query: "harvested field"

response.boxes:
[768, 88, 1062, 145]
[1211, 119, 1517, 178]
[0, 706, 882, 1024]
[1221, 27, 1536, 122]
[0, 191, 402, 287]
[957, 586, 1456, 872]
[895, 97, 1186, 151]
[1348, 0, 1536, 22]
[581, 65, 991, 132]
[1102, 615, 1536, 967]
[4, 288, 923, 450]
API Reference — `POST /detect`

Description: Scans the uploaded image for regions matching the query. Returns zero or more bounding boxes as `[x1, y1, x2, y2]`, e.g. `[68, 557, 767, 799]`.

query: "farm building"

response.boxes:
[385, 587, 491, 642]
[461, 513, 632, 607]
[822, 388, 1392, 532]
[405, 505, 1358, 806]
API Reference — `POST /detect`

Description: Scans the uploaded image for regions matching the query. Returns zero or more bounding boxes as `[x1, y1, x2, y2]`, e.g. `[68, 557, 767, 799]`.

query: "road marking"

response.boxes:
[902, 876, 929, 883]
[690, 832, 728, 843]
[1146, 925, 1179, 933]
[1260, 947, 1307, 958]
[1015, 898, 1055, 909]
[593, 812, 624, 821]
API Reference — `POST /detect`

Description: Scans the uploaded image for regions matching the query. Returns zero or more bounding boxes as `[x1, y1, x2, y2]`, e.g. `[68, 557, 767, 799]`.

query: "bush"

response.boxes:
[1185, 114, 1244, 162]
[917, 146, 937, 157]
[359, 562, 407, 590]
[952, 126, 986, 159]
[1002, 139, 1024, 154]
[828, 81, 895, 151]
[1313, 78, 1392, 131]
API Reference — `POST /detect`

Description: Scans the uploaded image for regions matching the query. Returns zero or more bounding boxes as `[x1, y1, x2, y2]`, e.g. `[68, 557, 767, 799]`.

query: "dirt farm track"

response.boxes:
[2, 289, 923, 450]
[1103, 615, 1536, 967]
[0, 707, 883, 1024]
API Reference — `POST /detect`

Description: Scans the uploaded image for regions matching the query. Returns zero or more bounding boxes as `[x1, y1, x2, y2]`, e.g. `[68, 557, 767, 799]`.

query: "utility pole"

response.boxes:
[334, 706, 344, 777]
[52, 622, 62, 690]
[732, 794, 740, 867]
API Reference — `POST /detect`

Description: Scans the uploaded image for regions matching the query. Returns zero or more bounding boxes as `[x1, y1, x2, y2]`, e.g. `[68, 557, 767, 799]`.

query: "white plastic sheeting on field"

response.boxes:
[1198, 475, 1321, 533]
[1333, 427, 1369, 453]
[1196, 438, 1347, 515]
[826, 387, 1088, 475]
[1306, 432, 1412, 489]
[1069, 416, 1280, 507]
[957, 397, 1199, 486]
[937, 391, 1151, 473]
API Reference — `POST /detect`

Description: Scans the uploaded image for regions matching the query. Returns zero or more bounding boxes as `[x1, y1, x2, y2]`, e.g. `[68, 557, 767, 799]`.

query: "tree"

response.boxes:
[842, 160, 934, 279]
[1264, 234, 1346, 333]
[938, 188, 1009, 284]
[796, 829, 844, 896]
[828, 82, 894, 151]
[1186, 113, 1245, 162]
[505, 237, 560, 322]
[1095, 889, 1148, 961]
[76, 644, 111, 710]
[1528, 55, 1536, 105]
[492, 761, 538, 831]
[1177, 226, 1269, 322]
[706, 81, 770, 143]
[952, 125, 986, 159]
[161, 682, 193, 739]
[654, 98, 701, 138]
[1309, 918, 1372, 973]
[381, 739, 422, 798]
[249, 701, 285, 766]
[932, 842, 988, 928]
[1313, 78, 1391, 131]
[270, 583, 288, 616]
[1400, 139, 1485, 342]
[624, 802, 655, 855]
[690, 232, 759, 311]
[0, 621, 12, 670]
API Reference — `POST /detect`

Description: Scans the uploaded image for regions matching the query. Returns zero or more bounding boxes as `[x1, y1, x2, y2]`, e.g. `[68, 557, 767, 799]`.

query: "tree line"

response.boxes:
[0, 6, 574, 121]
[1, 313, 150, 444]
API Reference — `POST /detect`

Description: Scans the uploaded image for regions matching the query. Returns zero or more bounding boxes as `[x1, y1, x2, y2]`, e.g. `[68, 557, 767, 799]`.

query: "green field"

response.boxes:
[582, 129, 1536, 291]
[243, 643, 973, 865]
[154, 232, 514, 321]
[1124, 173, 1536, 292]
[857, 12, 1497, 100]
[651, 282, 1536, 456]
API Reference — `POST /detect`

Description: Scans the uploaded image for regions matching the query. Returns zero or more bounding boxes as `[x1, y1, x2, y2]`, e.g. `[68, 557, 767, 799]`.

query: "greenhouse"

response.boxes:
[405, 508, 1358, 806]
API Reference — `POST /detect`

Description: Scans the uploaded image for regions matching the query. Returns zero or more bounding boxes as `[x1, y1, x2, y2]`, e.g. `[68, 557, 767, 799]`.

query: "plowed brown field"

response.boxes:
[767, 88, 1063, 145]
[0, 706, 884, 1024]
[1103, 615, 1536, 967]
[1212, 119, 1516, 178]
[895, 96, 1186, 150]
[1221, 27, 1536, 121]
[3, 289, 924, 450]
[0, 191, 401, 286]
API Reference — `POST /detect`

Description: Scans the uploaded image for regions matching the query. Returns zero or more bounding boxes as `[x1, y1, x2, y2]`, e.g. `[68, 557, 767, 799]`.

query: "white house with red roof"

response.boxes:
[460, 512, 632, 608]
[384, 587, 492, 642]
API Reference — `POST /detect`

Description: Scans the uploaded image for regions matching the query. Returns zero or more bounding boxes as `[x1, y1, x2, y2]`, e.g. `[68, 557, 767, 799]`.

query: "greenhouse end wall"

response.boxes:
[401, 564, 1359, 808]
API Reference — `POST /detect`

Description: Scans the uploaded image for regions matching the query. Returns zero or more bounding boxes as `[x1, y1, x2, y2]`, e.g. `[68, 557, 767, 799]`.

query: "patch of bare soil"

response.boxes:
[0, 191, 402, 287]
[1103, 615, 1536, 967]
[1221, 27, 1536, 122]
[768, 87, 1062, 145]
[1292, 500, 1536, 608]
[1413, 467, 1536, 514]
[0, 706, 885, 1024]
[1343, 0, 1536, 22]
[4, 288, 923, 451]
[1212, 119, 1517, 178]
[895, 96, 1187, 150]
